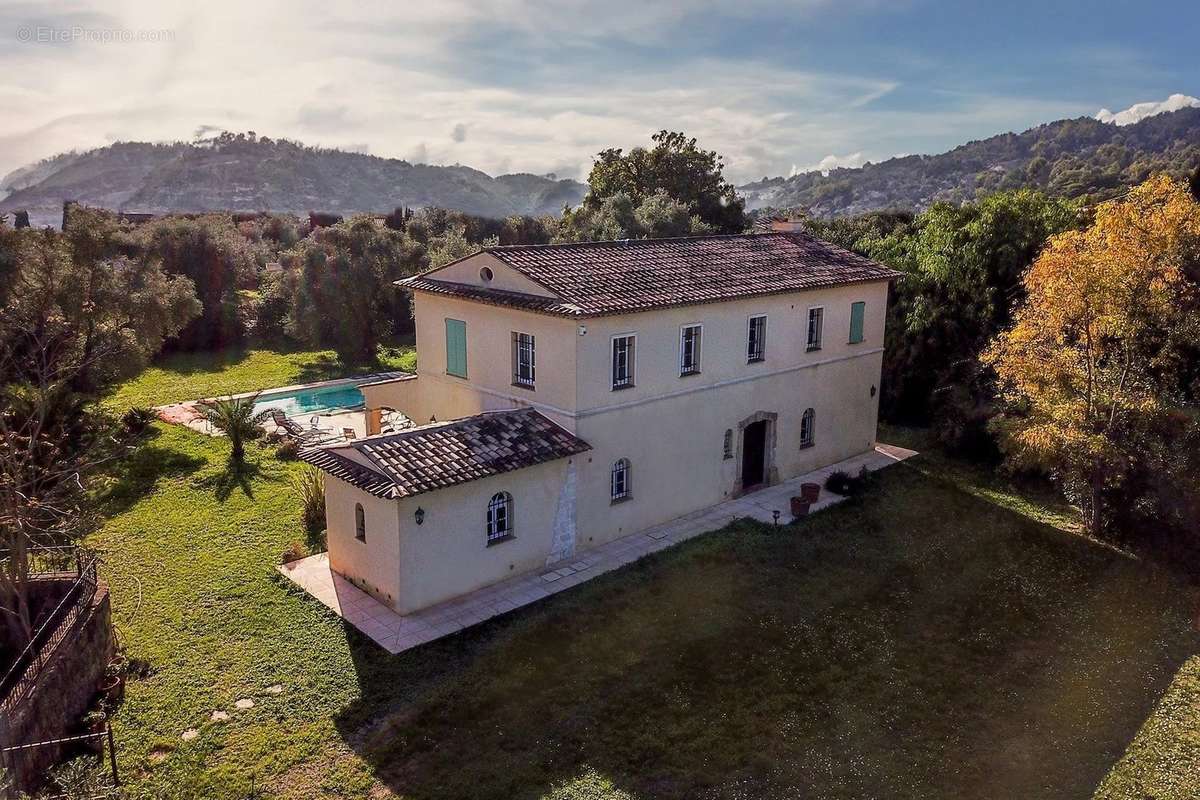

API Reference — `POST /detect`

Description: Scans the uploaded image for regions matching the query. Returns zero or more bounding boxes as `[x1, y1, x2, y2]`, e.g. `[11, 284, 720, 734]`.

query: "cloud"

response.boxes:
[0, 0, 1145, 186]
[193, 124, 224, 139]
[790, 152, 867, 176]
[296, 104, 352, 133]
[1095, 93, 1200, 126]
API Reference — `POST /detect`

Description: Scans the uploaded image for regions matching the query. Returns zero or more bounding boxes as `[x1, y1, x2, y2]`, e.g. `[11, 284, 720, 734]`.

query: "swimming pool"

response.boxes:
[253, 383, 366, 418]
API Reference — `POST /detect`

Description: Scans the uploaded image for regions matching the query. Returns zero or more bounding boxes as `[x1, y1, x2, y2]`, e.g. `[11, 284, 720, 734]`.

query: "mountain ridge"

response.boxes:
[4, 108, 1199, 227]
[740, 107, 1200, 216]
[0, 134, 587, 228]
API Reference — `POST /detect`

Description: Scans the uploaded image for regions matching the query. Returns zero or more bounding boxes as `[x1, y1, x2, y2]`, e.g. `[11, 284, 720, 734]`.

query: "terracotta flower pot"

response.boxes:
[800, 482, 821, 503]
[98, 674, 124, 703]
[790, 496, 811, 517]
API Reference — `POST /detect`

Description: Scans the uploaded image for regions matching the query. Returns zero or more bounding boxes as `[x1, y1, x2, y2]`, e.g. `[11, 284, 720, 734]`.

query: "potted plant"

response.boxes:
[83, 710, 108, 735]
[790, 496, 811, 517]
[800, 482, 821, 503]
[98, 660, 125, 703]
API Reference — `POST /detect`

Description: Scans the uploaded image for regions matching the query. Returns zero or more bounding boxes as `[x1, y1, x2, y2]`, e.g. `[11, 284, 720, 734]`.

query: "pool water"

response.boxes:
[253, 384, 365, 418]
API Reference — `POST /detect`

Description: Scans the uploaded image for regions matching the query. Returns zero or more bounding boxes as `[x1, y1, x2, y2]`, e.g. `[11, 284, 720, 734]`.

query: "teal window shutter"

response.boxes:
[445, 319, 467, 377]
[849, 302, 866, 344]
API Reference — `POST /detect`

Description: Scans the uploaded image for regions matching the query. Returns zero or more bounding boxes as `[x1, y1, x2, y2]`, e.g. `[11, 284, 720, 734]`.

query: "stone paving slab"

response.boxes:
[278, 442, 917, 654]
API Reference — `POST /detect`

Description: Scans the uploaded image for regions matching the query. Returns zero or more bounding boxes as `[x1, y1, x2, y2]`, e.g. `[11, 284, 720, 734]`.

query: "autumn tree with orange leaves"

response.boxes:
[984, 175, 1200, 541]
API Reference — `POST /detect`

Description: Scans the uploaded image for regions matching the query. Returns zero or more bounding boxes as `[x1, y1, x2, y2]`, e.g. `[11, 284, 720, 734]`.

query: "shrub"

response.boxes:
[121, 407, 158, 436]
[824, 470, 854, 495]
[293, 466, 325, 535]
[825, 467, 876, 497]
[281, 540, 306, 564]
[275, 439, 300, 461]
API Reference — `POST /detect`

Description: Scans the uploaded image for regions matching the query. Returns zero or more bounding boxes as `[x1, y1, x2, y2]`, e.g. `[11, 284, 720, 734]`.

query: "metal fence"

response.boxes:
[0, 725, 119, 799]
[0, 546, 100, 713]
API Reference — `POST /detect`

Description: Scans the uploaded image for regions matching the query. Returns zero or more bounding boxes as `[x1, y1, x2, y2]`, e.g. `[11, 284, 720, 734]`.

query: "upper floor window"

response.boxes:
[611, 458, 631, 501]
[487, 491, 513, 543]
[445, 318, 468, 378]
[849, 301, 866, 344]
[800, 408, 815, 448]
[512, 332, 536, 388]
[747, 315, 767, 362]
[354, 503, 366, 541]
[679, 324, 702, 376]
[612, 334, 636, 390]
[806, 307, 824, 352]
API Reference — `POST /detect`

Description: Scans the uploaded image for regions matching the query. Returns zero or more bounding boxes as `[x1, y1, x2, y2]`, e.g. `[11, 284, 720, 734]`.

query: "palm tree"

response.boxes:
[198, 393, 271, 466]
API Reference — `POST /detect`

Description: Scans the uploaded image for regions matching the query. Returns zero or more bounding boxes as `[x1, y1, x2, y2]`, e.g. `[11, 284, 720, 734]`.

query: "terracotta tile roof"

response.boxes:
[299, 408, 590, 500]
[401, 232, 900, 317]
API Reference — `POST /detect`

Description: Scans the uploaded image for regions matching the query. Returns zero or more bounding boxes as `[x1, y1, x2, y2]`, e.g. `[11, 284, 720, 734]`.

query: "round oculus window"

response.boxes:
[479, 266, 494, 282]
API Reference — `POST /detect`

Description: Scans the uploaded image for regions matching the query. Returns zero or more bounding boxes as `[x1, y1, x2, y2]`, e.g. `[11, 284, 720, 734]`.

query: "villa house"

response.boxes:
[300, 232, 900, 614]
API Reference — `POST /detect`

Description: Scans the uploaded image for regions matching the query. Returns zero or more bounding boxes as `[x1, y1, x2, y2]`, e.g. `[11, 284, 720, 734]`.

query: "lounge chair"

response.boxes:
[269, 409, 306, 437]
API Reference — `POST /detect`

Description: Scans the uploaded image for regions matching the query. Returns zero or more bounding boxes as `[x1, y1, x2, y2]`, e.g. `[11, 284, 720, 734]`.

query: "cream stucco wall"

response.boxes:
[425, 252, 557, 297]
[365, 291, 579, 430]
[392, 458, 577, 613]
[567, 281, 887, 544]
[324, 474, 402, 606]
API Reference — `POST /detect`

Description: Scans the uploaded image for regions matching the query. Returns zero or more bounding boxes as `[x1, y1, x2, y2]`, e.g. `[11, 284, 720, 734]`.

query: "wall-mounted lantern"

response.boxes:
[414, 507, 425, 525]
[870, 384, 877, 397]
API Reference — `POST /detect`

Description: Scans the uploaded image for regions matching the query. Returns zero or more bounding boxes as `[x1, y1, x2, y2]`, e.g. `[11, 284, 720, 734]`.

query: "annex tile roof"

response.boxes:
[300, 408, 590, 500]
[401, 231, 901, 317]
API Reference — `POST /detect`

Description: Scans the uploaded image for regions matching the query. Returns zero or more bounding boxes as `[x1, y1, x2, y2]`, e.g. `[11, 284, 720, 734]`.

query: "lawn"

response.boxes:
[105, 341, 416, 410]
[90, 369, 1200, 799]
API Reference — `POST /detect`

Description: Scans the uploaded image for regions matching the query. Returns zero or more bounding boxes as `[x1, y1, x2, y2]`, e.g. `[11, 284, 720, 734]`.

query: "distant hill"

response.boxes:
[0, 133, 587, 227]
[738, 107, 1200, 217]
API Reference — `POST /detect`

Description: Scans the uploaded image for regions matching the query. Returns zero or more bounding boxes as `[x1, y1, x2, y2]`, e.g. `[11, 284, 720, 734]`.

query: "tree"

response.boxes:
[198, 394, 271, 466]
[984, 175, 1200, 538]
[136, 214, 257, 350]
[582, 131, 746, 233]
[819, 191, 1078, 453]
[286, 216, 416, 363]
[0, 216, 199, 645]
[556, 191, 713, 243]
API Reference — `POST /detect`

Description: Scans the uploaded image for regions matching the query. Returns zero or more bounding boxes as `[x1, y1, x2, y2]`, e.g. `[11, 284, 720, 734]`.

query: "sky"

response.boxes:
[0, 0, 1197, 184]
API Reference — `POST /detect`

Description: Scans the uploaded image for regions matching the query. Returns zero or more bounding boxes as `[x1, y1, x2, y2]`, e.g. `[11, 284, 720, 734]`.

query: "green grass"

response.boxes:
[105, 341, 416, 411]
[88, 407, 1200, 799]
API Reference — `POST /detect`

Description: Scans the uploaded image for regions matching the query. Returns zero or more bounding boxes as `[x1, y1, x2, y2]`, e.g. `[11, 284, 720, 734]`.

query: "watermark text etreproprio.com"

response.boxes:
[15, 25, 175, 44]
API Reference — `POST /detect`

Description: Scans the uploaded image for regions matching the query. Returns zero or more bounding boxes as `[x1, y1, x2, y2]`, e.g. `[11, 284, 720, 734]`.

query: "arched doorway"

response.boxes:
[736, 411, 778, 494]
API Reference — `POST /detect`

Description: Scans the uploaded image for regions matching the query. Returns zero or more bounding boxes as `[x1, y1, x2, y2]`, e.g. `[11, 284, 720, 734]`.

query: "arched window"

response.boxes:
[722, 429, 733, 459]
[800, 408, 815, 448]
[354, 503, 366, 541]
[487, 492, 513, 543]
[611, 458, 631, 501]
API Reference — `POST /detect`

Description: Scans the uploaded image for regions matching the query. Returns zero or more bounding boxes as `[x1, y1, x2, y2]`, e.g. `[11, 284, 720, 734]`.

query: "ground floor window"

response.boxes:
[487, 491, 513, 543]
[611, 458, 631, 501]
[800, 407, 815, 448]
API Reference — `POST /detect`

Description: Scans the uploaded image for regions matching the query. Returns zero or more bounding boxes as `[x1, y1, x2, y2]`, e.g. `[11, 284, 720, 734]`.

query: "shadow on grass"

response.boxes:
[327, 465, 1198, 800]
[152, 346, 255, 376]
[194, 458, 278, 501]
[99, 431, 206, 515]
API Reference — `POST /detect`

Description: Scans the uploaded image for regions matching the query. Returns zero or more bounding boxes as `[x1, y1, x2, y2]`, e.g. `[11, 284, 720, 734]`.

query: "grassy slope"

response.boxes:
[106, 342, 416, 410]
[93, 367, 1200, 799]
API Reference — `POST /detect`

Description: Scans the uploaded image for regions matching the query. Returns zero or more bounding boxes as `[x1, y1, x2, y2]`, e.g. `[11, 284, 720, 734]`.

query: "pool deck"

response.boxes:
[154, 371, 411, 439]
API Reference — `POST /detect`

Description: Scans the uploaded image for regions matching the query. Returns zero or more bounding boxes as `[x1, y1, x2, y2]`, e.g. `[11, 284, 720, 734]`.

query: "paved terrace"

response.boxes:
[278, 443, 917, 654]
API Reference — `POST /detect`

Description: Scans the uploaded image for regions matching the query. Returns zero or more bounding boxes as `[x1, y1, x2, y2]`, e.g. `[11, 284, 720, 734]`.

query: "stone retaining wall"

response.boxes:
[0, 581, 113, 794]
